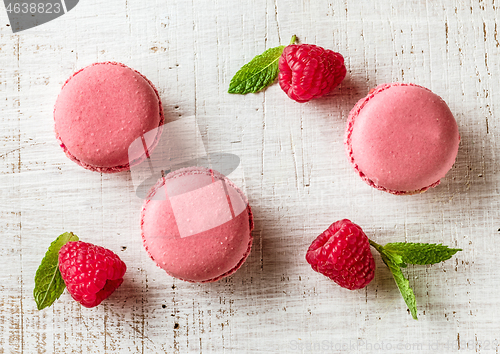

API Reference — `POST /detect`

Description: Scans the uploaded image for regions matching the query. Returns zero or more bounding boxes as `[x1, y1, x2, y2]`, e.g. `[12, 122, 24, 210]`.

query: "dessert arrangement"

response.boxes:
[34, 36, 461, 320]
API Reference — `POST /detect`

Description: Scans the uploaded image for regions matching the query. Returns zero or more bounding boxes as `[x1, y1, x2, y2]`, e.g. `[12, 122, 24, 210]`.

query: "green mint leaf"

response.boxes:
[33, 232, 79, 310]
[228, 45, 285, 94]
[383, 242, 461, 265]
[380, 253, 418, 320]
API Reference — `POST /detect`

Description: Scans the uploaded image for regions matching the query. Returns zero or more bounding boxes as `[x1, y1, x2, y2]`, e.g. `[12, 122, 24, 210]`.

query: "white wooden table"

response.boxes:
[1, 1, 498, 353]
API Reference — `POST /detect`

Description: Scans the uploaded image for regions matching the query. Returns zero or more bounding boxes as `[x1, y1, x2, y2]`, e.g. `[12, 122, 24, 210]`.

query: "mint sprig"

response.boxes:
[228, 35, 296, 94]
[369, 239, 461, 320]
[33, 232, 79, 310]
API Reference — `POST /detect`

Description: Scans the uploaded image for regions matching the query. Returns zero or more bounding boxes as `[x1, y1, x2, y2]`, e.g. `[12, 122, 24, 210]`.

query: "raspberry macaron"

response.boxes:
[141, 167, 253, 283]
[54, 62, 164, 173]
[345, 83, 460, 195]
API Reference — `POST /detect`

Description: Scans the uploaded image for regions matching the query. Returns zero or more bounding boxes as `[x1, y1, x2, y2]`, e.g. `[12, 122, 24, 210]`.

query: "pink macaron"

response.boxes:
[345, 83, 460, 195]
[54, 62, 164, 173]
[141, 167, 253, 283]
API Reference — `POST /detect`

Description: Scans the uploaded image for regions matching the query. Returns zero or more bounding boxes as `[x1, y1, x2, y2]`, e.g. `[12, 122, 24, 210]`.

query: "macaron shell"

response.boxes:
[54, 62, 164, 172]
[345, 83, 460, 194]
[141, 167, 253, 283]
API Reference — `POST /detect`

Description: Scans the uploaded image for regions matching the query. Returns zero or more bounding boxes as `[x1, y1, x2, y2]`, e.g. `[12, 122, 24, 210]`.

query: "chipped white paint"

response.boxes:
[0, 0, 499, 353]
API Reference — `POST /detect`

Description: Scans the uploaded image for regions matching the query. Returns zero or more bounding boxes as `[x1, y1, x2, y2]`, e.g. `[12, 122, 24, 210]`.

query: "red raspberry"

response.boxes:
[306, 219, 375, 290]
[278, 43, 346, 102]
[58, 241, 127, 308]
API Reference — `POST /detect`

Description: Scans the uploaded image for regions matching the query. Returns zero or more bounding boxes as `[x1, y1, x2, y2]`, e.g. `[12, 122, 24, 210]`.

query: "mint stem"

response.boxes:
[289, 35, 297, 45]
[368, 239, 384, 254]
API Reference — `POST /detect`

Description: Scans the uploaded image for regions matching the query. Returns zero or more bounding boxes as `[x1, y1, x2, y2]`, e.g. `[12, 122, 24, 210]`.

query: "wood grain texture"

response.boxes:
[1, 0, 499, 352]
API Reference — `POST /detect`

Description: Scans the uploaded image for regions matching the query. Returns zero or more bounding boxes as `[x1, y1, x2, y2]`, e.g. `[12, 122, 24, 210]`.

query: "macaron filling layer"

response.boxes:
[54, 62, 164, 172]
[345, 83, 460, 194]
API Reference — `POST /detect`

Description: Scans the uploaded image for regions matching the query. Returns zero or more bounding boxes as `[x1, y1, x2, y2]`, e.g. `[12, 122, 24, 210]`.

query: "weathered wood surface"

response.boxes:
[0, 0, 499, 353]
